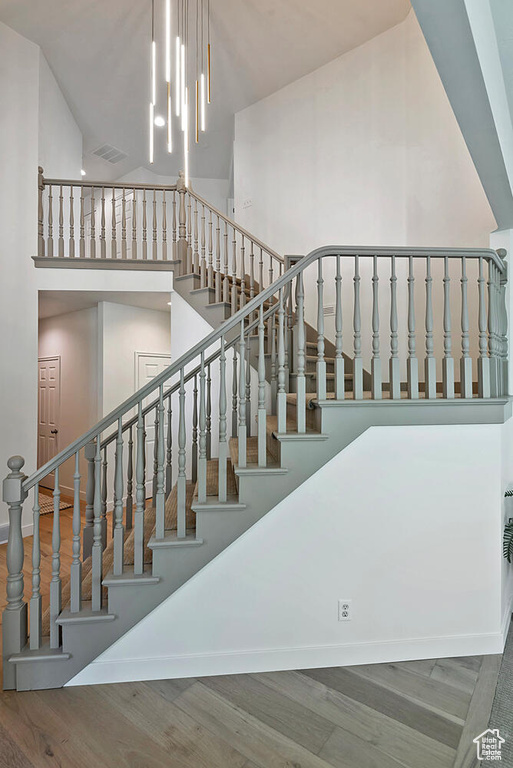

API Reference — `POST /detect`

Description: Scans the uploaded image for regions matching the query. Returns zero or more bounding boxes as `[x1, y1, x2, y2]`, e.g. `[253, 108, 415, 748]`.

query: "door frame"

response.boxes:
[37, 355, 62, 485]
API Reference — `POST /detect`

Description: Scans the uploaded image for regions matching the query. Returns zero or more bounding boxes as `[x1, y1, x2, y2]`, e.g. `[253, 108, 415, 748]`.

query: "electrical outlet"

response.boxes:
[338, 599, 352, 622]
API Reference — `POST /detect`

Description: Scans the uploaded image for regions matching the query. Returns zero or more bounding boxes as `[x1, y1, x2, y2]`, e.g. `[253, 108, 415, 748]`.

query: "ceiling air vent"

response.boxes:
[91, 143, 128, 164]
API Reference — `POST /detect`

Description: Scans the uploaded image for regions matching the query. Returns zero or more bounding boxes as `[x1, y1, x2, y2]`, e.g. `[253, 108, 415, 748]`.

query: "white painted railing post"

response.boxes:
[2, 456, 28, 690]
[478, 256, 491, 398]
[38, 168, 45, 257]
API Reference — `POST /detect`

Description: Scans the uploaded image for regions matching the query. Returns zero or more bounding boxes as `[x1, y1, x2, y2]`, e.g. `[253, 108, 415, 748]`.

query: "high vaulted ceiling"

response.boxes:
[0, 0, 410, 181]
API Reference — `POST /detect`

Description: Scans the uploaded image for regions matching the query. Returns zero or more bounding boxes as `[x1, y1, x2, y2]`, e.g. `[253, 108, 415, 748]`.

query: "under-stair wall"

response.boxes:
[69, 418, 511, 686]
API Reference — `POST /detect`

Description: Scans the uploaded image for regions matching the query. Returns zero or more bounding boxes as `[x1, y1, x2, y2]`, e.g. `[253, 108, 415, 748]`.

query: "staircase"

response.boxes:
[2, 174, 510, 691]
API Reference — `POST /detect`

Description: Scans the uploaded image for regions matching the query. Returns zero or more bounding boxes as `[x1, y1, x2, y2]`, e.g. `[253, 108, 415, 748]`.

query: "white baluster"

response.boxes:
[177, 370, 187, 538]
[113, 419, 125, 573]
[192, 375, 198, 483]
[296, 272, 306, 432]
[258, 305, 268, 462]
[207, 364, 213, 459]
[122, 188, 127, 259]
[389, 255, 400, 399]
[90, 187, 96, 259]
[232, 348, 238, 438]
[162, 190, 168, 261]
[371, 255, 381, 399]
[30, 484, 42, 649]
[69, 185, 75, 258]
[277, 289, 287, 432]
[91, 438, 103, 610]
[70, 453, 82, 612]
[58, 185, 64, 257]
[134, 404, 145, 574]
[111, 187, 117, 259]
[335, 256, 345, 400]
[155, 386, 166, 539]
[407, 256, 419, 399]
[100, 187, 106, 259]
[126, 425, 134, 529]
[50, 469, 62, 647]
[198, 354, 207, 502]
[132, 189, 137, 260]
[353, 256, 363, 399]
[425, 256, 437, 399]
[218, 338, 228, 501]
[152, 189, 158, 260]
[238, 323, 247, 467]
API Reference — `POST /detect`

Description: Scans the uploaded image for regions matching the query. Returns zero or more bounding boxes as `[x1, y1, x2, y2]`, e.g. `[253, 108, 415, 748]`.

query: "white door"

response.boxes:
[136, 353, 171, 497]
[38, 357, 61, 488]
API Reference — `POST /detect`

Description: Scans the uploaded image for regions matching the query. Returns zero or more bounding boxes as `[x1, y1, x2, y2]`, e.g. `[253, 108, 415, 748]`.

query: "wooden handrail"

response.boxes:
[187, 188, 284, 264]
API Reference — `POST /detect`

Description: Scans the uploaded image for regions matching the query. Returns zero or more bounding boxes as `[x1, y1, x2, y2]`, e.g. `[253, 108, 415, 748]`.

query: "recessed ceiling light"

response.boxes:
[154, 115, 166, 127]
[81, 169, 86, 176]
[167, 301, 172, 306]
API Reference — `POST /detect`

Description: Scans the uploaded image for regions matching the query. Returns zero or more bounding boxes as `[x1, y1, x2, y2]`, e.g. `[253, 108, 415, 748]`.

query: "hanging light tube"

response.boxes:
[149, 0, 156, 163]
[207, 0, 211, 103]
[200, 72, 206, 131]
[165, 0, 172, 152]
[184, 86, 190, 186]
[175, 35, 181, 117]
[181, 42, 186, 131]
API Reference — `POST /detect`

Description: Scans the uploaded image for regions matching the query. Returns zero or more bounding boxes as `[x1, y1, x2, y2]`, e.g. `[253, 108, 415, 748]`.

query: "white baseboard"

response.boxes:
[0, 523, 33, 545]
[66, 630, 505, 687]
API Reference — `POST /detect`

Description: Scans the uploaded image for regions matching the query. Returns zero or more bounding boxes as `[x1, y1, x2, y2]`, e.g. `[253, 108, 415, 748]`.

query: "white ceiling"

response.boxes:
[0, 0, 410, 181]
[39, 291, 172, 319]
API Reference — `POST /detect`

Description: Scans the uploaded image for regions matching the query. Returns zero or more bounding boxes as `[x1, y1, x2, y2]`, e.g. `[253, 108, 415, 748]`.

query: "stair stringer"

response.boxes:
[14, 396, 509, 690]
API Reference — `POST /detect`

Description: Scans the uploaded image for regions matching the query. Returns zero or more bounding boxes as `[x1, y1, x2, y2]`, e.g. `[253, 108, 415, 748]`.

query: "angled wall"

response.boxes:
[69, 420, 508, 686]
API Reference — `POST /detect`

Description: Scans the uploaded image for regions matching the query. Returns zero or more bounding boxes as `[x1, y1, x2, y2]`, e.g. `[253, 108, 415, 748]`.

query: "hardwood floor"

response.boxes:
[0, 510, 501, 768]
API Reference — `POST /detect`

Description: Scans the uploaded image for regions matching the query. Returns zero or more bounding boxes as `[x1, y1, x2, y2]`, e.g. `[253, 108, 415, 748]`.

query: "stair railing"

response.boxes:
[3, 243, 507, 688]
[182, 183, 284, 311]
[37, 167, 179, 263]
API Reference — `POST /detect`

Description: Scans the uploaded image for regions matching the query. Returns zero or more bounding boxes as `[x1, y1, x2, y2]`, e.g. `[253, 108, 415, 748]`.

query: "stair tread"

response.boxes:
[56, 603, 115, 625]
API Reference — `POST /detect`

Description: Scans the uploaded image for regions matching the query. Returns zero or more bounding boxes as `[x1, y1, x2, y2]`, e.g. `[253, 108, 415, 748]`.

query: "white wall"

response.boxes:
[70, 420, 509, 686]
[234, 11, 497, 382]
[234, 11, 495, 253]
[38, 52, 82, 178]
[0, 22, 40, 534]
[38, 307, 98, 494]
[118, 167, 230, 216]
[99, 302, 171, 417]
[0, 21, 84, 534]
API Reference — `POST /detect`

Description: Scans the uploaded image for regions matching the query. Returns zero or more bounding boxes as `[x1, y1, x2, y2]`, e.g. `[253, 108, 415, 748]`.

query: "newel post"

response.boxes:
[177, 171, 188, 274]
[38, 167, 45, 258]
[2, 456, 28, 690]
[498, 249, 509, 396]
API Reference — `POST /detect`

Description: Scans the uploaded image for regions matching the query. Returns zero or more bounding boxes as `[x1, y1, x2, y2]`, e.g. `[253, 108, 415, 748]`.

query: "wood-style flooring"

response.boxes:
[0, 503, 501, 768]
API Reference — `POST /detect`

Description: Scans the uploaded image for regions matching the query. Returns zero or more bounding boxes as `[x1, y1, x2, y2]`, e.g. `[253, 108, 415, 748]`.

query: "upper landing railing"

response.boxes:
[36, 168, 284, 300]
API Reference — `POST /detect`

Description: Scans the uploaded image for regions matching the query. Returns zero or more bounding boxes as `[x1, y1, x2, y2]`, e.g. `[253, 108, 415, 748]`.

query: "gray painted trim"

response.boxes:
[33, 257, 178, 271]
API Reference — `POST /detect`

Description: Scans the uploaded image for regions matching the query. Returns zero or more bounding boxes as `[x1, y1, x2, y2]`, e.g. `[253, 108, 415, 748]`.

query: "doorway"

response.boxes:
[38, 356, 61, 488]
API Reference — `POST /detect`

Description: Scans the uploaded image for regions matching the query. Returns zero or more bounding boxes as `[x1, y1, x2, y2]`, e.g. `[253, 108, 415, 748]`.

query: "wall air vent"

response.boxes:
[91, 144, 128, 164]
[323, 305, 335, 316]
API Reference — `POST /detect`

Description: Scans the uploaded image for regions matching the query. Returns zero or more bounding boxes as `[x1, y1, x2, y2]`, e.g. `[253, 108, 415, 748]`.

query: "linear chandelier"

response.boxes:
[149, 0, 212, 184]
